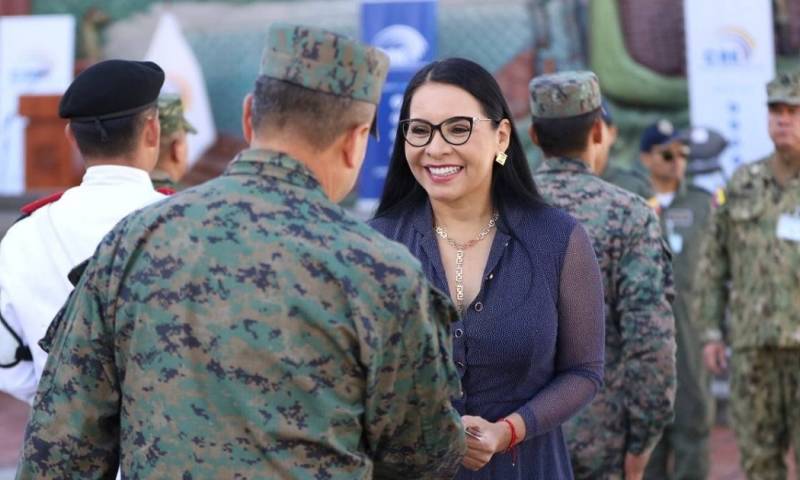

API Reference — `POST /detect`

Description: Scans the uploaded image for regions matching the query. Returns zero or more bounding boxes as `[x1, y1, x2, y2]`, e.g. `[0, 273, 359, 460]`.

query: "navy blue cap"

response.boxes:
[600, 99, 613, 126]
[640, 119, 679, 152]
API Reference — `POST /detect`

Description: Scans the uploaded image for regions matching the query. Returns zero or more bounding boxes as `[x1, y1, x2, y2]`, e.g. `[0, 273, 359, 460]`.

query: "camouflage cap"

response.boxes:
[158, 94, 196, 137]
[260, 23, 390, 105]
[767, 71, 800, 106]
[529, 71, 602, 119]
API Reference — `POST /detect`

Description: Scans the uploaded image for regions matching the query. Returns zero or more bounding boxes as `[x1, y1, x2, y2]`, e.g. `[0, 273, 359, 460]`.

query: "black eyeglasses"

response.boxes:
[399, 116, 495, 147]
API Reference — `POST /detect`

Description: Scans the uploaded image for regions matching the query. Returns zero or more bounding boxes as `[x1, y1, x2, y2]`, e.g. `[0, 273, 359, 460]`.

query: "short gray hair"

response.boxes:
[251, 76, 373, 150]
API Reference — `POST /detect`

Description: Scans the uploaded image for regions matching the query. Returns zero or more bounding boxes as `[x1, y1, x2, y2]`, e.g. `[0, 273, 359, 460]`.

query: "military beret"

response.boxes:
[59, 60, 165, 120]
[640, 119, 679, 152]
[158, 94, 196, 137]
[677, 127, 727, 174]
[260, 23, 389, 105]
[529, 71, 602, 119]
[767, 71, 800, 106]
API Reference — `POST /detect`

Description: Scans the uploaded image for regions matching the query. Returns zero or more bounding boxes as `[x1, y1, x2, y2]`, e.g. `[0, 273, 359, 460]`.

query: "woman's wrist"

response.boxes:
[494, 419, 513, 453]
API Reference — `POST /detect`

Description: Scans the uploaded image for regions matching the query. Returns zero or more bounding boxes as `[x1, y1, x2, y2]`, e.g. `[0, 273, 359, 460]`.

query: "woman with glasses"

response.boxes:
[369, 58, 605, 479]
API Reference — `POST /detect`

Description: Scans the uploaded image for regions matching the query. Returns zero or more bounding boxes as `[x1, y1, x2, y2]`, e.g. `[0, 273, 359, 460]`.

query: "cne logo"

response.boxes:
[372, 24, 429, 68]
[9, 51, 54, 85]
[703, 27, 756, 67]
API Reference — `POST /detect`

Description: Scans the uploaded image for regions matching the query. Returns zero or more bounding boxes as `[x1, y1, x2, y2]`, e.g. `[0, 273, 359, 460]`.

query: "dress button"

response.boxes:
[487, 273, 494, 280]
[456, 361, 465, 368]
[474, 302, 484, 312]
[454, 328, 464, 338]
[459, 389, 465, 398]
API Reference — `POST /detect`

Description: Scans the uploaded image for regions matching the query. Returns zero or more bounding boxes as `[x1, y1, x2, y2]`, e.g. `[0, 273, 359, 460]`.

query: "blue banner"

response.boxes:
[357, 0, 438, 213]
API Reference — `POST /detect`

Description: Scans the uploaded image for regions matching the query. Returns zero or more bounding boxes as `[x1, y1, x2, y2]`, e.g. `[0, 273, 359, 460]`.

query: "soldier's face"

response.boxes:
[403, 82, 510, 207]
[768, 103, 800, 152]
[644, 141, 687, 184]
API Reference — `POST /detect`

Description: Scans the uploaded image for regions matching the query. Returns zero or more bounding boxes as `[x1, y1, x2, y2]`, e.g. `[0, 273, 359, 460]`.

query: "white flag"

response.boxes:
[145, 13, 216, 167]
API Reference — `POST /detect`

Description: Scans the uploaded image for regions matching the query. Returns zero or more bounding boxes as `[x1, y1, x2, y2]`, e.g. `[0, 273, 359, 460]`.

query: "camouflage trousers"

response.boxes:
[730, 348, 800, 480]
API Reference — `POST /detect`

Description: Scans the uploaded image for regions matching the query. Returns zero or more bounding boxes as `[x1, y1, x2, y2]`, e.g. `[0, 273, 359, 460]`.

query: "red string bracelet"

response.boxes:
[501, 417, 518, 466]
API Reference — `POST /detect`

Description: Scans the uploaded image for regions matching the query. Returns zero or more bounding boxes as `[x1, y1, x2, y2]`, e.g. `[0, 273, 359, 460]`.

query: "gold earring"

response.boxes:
[495, 152, 508, 166]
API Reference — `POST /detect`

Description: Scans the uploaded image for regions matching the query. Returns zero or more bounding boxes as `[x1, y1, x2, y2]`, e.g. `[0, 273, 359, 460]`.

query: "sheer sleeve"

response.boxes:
[515, 223, 605, 439]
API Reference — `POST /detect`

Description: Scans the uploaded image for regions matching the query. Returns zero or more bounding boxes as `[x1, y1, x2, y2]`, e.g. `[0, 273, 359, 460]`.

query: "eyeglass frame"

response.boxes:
[398, 116, 497, 147]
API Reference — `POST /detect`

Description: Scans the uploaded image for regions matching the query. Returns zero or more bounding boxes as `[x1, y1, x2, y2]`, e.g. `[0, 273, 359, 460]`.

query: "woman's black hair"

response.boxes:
[373, 57, 543, 219]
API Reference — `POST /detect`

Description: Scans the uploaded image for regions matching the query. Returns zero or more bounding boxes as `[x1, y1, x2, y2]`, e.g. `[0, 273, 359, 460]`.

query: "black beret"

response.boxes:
[59, 60, 165, 120]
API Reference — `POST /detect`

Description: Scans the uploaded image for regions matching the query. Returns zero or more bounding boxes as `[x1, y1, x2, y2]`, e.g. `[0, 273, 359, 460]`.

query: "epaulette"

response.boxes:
[19, 191, 64, 215]
[156, 187, 176, 195]
[13, 191, 65, 225]
[646, 195, 662, 215]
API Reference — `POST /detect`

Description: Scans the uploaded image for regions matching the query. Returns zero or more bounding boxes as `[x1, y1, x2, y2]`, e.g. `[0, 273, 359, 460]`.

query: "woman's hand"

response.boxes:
[460, 415, 512, 471]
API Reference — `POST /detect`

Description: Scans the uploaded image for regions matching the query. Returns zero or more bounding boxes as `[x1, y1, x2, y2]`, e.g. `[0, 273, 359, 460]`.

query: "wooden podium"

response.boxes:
[18, 95, 82, 191]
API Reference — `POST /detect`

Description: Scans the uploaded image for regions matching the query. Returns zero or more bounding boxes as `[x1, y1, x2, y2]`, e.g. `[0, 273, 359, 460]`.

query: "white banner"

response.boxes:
[0, 15, 74, 195]
[685, 0, 775, 179]
[145, 13, 216, 167]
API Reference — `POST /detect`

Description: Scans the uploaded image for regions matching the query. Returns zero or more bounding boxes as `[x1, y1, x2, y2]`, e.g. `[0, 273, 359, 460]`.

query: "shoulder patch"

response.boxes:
[19, 191, 64, 215]
[712, 187, 726, 207]
[646, 195, 662, 215]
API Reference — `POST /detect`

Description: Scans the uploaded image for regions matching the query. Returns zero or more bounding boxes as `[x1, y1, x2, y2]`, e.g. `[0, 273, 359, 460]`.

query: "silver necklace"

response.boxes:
[434, 212, 499, 313]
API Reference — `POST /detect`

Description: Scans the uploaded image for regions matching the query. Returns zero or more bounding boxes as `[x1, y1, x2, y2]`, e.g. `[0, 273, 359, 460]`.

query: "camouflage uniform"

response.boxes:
[694, 139, 800, 479]
[602, 164, 654, 199]
[152, 94, 196, 191]
[645, 182, 714, 480]
[16, 24, 466, 480]
[149, 169, 179, 191]
[529, 71, 676, 480]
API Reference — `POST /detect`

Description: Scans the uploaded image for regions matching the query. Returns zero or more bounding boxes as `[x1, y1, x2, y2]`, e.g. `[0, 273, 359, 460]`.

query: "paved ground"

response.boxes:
[0, 392, 796, 478]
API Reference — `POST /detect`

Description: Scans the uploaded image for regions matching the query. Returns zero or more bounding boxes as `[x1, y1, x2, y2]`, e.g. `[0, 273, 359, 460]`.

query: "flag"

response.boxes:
[145, 13, 216, 167]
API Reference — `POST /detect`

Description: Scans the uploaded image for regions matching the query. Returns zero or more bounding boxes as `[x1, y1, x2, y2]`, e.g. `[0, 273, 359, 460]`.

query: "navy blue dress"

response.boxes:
[370, 200, 605, 479]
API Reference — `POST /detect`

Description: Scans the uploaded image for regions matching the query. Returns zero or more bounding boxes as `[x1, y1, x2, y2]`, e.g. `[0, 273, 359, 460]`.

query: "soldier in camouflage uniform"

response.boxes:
[594, 98, 655, 199]
[695, 71, 800, 479]
[529, 71, 676, 480]
[638, 121, 714, 480]
[16, 23, 466, 480]
[150, 94, 196, 192]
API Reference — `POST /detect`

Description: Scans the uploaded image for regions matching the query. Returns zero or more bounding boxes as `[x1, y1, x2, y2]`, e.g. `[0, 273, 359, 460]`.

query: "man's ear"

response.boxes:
[639, 151, 653, 170]
[143, 113, 160, 149]
[341, 121, 372, 170]
[590, 118, 603, 145]
[169, 137, 181, 165]
[528, 123, 540, 146]
[64, 123, 77, 149]
[242, 93, 254, 144]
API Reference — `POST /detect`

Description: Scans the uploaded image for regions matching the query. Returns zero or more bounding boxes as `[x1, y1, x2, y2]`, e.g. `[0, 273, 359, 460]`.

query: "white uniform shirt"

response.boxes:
[0, 165, 165, 403]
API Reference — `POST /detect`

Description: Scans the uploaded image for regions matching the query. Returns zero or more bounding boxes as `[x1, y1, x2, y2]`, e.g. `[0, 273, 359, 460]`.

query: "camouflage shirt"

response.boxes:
[534, 157, 676, 475]
[602, 164, 654, 200]
[694, 155, 800, 349]
[17, 149, 466, 480]
[149, 169, 181, 192]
